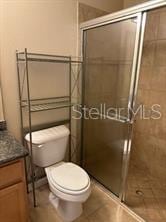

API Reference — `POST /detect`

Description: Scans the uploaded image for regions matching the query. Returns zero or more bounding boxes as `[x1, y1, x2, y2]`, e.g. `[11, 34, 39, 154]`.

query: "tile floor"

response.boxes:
[125, 164, 166, 222]
[29, 182, 143, 222]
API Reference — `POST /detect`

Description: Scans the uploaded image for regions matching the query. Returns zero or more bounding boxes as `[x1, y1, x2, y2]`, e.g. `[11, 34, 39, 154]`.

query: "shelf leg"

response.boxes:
[30, 157, 37, 207]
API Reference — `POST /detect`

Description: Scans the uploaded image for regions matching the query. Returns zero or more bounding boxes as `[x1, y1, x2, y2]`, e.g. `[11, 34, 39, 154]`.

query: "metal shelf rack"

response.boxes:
[16, 48, 82, 207]
[21, 97, 74, 113]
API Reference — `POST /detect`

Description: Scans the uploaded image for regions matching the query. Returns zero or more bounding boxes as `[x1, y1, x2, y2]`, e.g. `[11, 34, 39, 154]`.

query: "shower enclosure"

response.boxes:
[81, 1, 166, 221]
[81, 13, 144, 198]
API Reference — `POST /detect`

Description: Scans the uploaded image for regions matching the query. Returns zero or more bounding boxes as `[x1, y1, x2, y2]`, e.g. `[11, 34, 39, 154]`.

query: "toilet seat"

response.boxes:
[45, 162, 90, 195]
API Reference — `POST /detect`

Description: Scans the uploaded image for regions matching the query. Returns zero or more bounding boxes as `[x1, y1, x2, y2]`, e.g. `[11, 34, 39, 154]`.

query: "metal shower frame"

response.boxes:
[80, 0, 166, 202]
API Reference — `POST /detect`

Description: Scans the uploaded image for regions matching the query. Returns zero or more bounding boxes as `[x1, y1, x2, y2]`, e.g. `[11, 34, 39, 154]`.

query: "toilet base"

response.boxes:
[49, 192, 59, 209]
[49, 192, 83, 222]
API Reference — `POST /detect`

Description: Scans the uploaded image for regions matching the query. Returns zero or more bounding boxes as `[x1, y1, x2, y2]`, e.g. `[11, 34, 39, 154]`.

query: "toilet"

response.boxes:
[25, 125, 91, 222]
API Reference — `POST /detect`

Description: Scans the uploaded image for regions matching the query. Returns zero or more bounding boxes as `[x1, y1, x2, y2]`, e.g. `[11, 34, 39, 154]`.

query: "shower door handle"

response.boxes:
[93, 112, 133, 124]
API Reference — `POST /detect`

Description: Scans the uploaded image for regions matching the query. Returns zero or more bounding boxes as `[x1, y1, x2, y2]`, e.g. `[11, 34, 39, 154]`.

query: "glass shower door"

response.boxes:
[82, 14, 142, 197]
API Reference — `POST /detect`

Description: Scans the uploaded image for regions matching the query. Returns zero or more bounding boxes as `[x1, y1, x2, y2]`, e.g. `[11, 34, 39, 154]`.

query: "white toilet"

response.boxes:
[25, 125, 91, 222]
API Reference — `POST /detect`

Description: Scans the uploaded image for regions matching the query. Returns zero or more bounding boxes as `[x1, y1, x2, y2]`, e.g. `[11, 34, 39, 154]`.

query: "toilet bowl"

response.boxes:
[45, 162, 91, 221]
[25, 125, 91, 221]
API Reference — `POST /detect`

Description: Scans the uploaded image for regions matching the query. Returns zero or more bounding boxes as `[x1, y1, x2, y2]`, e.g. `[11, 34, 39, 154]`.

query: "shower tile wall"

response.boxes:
[125, 6, 166, 222]
[79, 3, 108, 23]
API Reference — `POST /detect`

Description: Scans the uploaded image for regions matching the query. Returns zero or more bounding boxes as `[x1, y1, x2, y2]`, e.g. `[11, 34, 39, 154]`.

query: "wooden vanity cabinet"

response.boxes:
[0, 159, 28, 222]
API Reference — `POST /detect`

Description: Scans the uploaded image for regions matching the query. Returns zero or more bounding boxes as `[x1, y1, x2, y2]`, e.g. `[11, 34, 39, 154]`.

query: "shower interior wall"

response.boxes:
[125, 6, 166, 222]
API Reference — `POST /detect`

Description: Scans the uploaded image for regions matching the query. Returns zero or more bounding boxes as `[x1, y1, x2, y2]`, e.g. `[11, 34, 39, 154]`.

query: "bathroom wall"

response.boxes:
[0, 0, 123, 140]
[0, 0, 79, 139]
[126, 6, 166, 221]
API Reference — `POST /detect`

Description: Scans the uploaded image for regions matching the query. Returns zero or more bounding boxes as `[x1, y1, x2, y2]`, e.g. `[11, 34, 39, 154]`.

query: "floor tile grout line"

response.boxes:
[84, 201, 110, 220]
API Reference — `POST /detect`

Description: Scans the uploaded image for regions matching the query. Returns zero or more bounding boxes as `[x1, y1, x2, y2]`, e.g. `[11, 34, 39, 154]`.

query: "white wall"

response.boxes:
[79, 0, 123, 12]
[0, 0, 78, 139]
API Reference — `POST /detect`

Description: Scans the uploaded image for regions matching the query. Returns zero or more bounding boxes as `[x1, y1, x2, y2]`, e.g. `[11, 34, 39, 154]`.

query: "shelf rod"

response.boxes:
[16, 52, 71, 59]
[69, 56, 72, 162]
[16, 51, 30, 195]
[17, 58, 71, 64]
[25, 48, 37, 207]
[70, 61, 83, 64]
[21, 96, 70, 102]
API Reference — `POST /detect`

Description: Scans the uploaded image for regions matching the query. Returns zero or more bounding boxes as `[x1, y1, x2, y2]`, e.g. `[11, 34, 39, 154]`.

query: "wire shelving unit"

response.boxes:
[16, 48, 82, 207]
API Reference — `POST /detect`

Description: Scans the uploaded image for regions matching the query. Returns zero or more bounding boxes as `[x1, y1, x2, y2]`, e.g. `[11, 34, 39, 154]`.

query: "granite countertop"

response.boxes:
[0, 130, 29, 165]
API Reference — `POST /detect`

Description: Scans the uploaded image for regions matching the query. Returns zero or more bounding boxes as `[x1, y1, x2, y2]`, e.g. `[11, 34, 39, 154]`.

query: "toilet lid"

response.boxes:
[48, 162, 90, 192]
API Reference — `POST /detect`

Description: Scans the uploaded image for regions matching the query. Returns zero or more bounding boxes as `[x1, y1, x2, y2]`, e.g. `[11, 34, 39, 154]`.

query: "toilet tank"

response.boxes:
[25, 125, 70, 167]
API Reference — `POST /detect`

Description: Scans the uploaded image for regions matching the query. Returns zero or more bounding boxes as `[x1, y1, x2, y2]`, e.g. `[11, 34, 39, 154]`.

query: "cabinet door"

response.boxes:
[0, 182, 28, 222]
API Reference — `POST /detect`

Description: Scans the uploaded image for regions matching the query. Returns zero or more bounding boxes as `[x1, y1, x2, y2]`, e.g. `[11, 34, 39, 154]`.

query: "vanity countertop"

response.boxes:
[0, 130, 28, 165]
